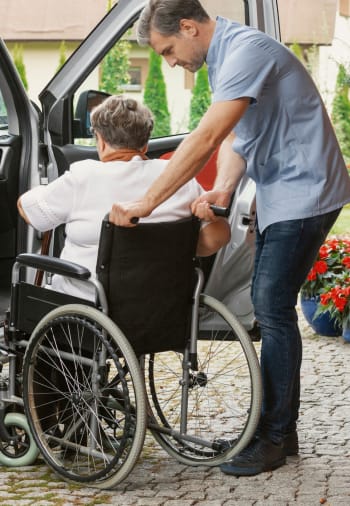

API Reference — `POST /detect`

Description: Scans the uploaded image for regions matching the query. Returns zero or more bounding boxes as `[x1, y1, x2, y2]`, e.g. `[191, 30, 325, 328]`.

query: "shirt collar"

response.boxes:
[206, 16, 225, 67]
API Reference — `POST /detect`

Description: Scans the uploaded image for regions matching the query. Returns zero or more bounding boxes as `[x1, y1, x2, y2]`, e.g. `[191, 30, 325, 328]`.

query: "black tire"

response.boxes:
[22, 304, 147, 489]
[146, 294, 262, 466]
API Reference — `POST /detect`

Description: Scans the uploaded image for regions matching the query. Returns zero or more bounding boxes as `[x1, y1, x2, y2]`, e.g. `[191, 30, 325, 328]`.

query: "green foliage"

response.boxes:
[143, 50, 171, 137]
[188, 65, 211, 131]
[99, 0, 131, 94]
[330, 204, 350, 236]
[13, 44, 28, 91]
[0, 93, 6, 116]
[57, 41, 67, 72]
[332, 64, 350, 162]
[290, 42, 304, 63]
[289, 42, 317, 74]
[99, 38, 131, 95]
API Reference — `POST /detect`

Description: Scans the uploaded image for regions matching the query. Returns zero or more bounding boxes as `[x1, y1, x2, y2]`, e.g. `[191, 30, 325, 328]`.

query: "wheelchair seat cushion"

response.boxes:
[96, 216, 200, 355]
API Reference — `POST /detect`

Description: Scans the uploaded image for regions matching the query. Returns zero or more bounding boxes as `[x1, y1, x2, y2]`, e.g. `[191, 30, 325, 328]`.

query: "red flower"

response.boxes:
[301, 238, 350, 327]
[329, 286, 349, 312]
[327, 239, 339, 251]
[319, 245, 329, 259]
[320, 292, 332, 305]
[314, 260, 328, 275]
[341, 256, 350, 269]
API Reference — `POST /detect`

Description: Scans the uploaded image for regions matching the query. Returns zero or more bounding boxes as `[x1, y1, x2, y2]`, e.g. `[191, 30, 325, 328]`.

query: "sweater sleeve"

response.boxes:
[20, 171, 76, 232]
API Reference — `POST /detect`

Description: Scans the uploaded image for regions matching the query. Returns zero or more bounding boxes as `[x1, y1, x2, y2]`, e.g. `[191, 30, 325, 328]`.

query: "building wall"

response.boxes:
[6, 41, 78, 104]
[3, 1, 349, 131]
[318, 10, 350, 110]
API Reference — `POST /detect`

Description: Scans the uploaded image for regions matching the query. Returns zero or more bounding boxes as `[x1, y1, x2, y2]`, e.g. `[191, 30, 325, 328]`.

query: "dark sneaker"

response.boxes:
[220, 437, 286, 476]
[284, 430, 299, 456]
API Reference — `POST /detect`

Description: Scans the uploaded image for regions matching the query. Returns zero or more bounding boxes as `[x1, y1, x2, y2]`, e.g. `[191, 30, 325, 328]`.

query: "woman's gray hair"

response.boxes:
[90, 95, 154, 150]
[137, 0, 210, 46]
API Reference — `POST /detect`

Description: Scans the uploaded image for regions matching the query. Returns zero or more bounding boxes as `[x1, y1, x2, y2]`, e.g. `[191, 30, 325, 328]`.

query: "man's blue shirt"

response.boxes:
[206, 16, 350, 232]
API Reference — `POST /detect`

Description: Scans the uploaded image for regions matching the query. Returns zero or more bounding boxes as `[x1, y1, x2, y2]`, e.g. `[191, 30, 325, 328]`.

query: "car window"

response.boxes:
[73, 0, 246, 145]
[0, 90, 8, 135]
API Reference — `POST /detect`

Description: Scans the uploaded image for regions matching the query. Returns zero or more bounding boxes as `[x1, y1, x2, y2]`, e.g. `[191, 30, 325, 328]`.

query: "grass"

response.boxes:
[329, 204, 350, 237]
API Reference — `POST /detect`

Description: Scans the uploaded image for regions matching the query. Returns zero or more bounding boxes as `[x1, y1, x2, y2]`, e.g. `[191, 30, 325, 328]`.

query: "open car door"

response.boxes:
[0, 40, 39, 320]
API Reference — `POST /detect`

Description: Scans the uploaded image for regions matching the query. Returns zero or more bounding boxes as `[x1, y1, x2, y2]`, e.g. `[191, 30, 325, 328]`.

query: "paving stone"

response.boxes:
[0, 307, 349, 504]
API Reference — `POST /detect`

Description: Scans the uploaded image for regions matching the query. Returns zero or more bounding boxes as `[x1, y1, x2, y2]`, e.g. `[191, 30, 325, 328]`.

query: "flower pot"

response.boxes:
[300, 296, 342, 337]
[342, 326, 350, 343]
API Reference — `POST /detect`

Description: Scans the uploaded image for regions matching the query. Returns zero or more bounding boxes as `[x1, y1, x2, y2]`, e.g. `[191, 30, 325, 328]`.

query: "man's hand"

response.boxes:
[191, 190, 232, 221]
[109, 200, 152, 227]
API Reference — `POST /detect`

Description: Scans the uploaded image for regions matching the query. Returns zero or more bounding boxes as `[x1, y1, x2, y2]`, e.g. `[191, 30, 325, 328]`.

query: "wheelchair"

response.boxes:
[0, 215, 262, 489]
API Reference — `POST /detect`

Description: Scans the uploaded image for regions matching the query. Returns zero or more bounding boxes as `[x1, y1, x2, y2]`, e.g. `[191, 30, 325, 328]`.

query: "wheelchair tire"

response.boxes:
[22, 304, 147, 489]
[0, 412, 40, 467]
[145, 294, 262, 466]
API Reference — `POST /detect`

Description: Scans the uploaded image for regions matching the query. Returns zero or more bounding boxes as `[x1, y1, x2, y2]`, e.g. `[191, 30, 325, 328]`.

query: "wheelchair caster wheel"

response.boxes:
[0, 412, 39, 467]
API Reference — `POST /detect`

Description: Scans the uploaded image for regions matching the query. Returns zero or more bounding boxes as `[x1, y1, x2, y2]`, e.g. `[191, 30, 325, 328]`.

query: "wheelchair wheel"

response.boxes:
[145, 294, 262, 466]
[22, 304, 147, 489]
[0, 412, 39, 466]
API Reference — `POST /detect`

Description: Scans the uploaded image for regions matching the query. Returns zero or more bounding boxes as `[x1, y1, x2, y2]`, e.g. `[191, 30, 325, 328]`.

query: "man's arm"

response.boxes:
[215, 132, 247, 194]
[191, 131, 247, 221]
[109, 97, 250, 226]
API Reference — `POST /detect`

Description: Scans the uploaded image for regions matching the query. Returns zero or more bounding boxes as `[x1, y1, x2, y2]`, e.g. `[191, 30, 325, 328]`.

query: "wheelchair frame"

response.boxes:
[0, 250, 262, 489]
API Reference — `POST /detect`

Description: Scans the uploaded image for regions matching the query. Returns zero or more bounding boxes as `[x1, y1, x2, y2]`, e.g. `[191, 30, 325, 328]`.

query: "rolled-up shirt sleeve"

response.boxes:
[20, 171, 76, 232]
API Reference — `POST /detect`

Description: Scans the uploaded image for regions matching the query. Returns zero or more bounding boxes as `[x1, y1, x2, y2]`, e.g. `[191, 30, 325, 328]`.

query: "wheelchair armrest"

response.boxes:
[16, 253, 91, 280]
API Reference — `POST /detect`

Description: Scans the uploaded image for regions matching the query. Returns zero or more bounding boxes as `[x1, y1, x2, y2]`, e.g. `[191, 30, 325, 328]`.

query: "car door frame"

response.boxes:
[0, 40, 40, 255]
[38, 0, 280, 180]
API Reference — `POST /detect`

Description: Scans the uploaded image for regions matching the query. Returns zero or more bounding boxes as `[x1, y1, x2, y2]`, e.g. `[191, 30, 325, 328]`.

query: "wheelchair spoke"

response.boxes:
[23, 306, 146, 488]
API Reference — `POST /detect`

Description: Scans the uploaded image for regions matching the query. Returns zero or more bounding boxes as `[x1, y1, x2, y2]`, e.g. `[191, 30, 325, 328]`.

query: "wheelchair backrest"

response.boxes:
[96, 215, 200, 355]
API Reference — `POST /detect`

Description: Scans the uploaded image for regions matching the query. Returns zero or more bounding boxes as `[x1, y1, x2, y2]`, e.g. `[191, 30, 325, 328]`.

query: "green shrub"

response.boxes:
[188, 65, 211, 131]
[13, 44, 28, 91]
[143, 50, 171, 137]
[332, 64, 350, 163]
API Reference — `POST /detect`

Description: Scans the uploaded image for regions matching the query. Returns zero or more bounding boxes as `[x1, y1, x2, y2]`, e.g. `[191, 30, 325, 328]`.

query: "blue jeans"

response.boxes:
[252, 209, 341, 444]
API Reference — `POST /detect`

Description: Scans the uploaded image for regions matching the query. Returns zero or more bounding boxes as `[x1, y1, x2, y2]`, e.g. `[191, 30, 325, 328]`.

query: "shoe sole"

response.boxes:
[285, 449, 299, 456]
[220, 456, 286, 477]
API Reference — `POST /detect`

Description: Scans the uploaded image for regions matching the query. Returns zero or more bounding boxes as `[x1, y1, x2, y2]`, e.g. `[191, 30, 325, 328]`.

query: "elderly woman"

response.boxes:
[18, 95, 230, 301]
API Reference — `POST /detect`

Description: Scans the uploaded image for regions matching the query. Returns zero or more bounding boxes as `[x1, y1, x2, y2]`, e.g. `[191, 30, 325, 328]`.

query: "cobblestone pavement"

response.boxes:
[0, 308, 349, 506]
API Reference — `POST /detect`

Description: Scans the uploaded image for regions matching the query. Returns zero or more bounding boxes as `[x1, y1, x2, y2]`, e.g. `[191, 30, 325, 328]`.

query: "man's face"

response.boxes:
[150, 28, 205, 73]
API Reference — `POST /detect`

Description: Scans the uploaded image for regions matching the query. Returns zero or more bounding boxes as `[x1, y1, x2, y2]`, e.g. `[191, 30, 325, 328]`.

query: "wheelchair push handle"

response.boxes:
[130, 203, 231, 224]
[209, 205, 230, 218]
[129, 191, 234, 224]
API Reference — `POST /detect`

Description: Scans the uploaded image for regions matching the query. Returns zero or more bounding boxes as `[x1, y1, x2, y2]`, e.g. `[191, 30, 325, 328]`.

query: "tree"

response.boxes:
[13, 44, 28, 91]
[332, 63, 350, 162]
[143, 49, 171, 137]
[188, 65, 211, 131]
[99, 0, 131, 94]
[57, 41, 67, 72]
